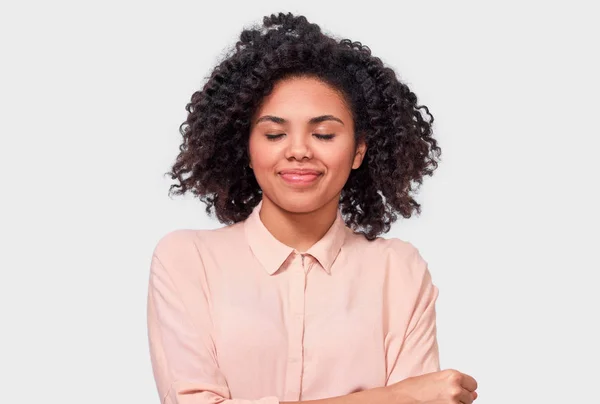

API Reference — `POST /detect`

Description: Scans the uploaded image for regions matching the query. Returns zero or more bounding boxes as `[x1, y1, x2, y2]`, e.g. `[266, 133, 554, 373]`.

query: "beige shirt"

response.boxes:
[147, 199, 440, 404]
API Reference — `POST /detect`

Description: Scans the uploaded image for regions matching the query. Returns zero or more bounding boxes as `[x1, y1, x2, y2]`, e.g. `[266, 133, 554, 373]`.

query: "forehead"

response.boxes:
[254, 77, 351, 120]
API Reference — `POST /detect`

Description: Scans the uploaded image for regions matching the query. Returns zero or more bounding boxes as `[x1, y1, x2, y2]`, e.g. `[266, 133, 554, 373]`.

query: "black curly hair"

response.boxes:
[166, 12, 441, 241]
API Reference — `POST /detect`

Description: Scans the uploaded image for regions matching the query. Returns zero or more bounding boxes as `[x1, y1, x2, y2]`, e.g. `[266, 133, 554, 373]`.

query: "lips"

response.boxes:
[278, 169, 322, 186]
[279, 169, 321, 176]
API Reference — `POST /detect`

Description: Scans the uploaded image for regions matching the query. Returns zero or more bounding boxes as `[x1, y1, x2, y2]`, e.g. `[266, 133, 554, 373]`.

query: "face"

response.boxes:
[248, 76, 367, 214]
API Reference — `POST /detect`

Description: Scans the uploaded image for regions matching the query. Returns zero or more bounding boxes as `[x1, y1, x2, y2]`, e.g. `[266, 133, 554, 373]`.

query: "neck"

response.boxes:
[259, 196, 340, 252]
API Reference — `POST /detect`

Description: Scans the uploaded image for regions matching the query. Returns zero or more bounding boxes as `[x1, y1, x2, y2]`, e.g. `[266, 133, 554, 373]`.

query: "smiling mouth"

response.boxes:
[278, 171, 322, 186]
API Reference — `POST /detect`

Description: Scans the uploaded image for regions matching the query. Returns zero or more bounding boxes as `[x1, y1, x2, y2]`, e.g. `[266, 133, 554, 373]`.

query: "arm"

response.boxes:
[280, 388, 390, 404]
[148, 251, 392, 404]
[385, 248, 441, 386]
[148, 253, 279, 404]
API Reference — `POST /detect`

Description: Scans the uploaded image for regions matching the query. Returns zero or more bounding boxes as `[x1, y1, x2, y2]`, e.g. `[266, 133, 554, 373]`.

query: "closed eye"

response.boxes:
[265, 133, 335, 141]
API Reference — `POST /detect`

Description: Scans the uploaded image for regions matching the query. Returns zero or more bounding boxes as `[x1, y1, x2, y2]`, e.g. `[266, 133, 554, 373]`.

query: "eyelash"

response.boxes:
[265, 133, 335, 141]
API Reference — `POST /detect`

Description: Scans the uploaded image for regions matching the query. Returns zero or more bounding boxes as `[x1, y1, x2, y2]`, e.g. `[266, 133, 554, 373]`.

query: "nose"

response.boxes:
[284, 134, 313, 161]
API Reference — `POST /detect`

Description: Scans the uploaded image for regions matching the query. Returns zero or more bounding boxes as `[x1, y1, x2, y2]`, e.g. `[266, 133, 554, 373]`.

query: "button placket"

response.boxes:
[286, 252, 306, 400]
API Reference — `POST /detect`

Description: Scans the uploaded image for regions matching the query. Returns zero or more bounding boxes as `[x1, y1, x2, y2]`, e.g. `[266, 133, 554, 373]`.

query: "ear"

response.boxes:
[352, 137, 367, 169]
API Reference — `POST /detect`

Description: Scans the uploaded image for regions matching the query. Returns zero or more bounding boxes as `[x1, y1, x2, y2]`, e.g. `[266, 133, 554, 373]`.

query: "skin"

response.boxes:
[248, 76, 367, 252]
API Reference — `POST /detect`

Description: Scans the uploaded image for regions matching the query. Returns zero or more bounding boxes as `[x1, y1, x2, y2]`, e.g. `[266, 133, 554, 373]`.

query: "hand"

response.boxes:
[387, 369, 478, 404]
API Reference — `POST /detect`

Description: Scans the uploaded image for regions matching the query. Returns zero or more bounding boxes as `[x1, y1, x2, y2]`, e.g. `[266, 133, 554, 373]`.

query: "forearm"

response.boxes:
[281, 385, 391, 404]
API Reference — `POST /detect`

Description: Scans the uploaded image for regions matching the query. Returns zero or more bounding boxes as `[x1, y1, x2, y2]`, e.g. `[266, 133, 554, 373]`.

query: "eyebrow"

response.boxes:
[254, 114, 345, 126]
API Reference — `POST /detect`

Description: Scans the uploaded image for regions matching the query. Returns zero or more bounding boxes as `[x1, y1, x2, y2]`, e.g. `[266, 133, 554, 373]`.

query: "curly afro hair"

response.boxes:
[167, 12, 441, 241]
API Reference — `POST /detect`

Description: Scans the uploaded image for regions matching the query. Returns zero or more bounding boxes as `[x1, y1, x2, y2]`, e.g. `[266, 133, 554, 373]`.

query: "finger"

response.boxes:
[472, 391, 478, 400]
[458, 387, 474, 404]
[460, 373, 478, 392]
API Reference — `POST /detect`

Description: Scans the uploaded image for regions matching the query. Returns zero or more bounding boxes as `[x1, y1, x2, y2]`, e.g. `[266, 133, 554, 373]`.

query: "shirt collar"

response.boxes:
[244, 199, 347, 276]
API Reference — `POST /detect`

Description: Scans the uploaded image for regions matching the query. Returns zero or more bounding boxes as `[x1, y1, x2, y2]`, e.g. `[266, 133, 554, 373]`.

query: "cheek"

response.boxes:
[249, 139, 278, 172]
[318, 146, 355, 173]
[248, 136, 264, 166]
[250, 151, 277, 171]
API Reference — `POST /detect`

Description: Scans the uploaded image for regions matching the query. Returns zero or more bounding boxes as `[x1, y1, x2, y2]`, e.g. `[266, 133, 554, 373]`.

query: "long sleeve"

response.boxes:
[147, 249, 280, 404]
[385, 248, 441, 385]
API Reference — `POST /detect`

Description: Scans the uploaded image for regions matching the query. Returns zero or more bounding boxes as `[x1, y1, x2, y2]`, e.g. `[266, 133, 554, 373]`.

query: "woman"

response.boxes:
[147, 12, 478, 404]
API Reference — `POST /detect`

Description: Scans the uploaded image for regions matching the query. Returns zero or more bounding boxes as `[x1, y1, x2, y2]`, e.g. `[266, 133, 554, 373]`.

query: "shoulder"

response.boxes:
[153, 221, 244, 252]
[152, 228, 198, 257]
[343, 229, 422, 263]
[150, 222, 246, 274]
[344, 230, 429, 281]
[367, 236, 437, 307]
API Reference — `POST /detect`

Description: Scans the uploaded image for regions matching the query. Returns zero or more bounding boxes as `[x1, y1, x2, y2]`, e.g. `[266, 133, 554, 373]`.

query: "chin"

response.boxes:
[274, 195, 324, 214]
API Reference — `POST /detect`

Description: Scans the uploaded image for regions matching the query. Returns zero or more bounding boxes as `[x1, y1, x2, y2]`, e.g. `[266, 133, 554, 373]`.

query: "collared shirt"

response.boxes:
[147, 199, 440, 404]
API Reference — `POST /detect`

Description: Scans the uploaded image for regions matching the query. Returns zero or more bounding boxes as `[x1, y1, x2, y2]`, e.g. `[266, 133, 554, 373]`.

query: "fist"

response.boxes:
[388, 369, 478, 404]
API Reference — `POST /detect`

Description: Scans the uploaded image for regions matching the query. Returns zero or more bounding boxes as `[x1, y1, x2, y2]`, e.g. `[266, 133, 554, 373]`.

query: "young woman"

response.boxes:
[147, 12, 478, 404]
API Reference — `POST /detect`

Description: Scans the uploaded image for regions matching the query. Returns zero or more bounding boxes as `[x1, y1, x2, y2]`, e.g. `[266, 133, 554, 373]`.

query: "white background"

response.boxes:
[1, 1, 598, 403]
